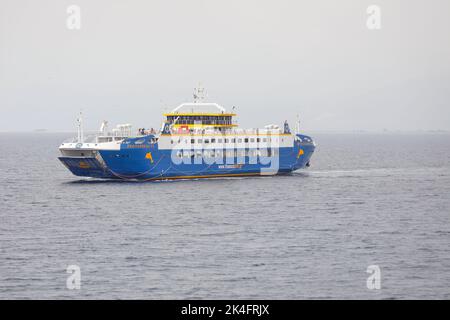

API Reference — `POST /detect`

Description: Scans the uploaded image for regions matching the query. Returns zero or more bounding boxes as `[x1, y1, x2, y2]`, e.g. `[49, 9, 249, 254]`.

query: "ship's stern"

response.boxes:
[58, 142, 115, 179]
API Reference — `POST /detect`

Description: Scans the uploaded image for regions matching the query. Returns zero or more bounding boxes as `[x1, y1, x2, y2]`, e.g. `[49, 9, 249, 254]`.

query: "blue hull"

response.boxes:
[68, 134, 315, 181]
[59, 134, 315, 181]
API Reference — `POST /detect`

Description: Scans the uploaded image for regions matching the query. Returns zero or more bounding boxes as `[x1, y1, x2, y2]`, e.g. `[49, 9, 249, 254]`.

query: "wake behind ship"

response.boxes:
[58, 88, 315, 181]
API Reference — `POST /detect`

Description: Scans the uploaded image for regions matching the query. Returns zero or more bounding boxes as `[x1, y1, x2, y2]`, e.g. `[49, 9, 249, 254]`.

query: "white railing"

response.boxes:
[63, 134, 97, 143]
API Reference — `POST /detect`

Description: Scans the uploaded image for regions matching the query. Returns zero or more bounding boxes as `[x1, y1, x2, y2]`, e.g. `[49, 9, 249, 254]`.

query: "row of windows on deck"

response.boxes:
[171, 137, 280, 144]
[167, 116, 233, 125]
[174, 149, 279, 158]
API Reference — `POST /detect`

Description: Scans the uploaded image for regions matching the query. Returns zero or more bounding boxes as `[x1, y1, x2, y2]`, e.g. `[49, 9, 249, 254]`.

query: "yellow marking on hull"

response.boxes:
[297, 149, 304, 159]
[145, 152, 154, 163]
[78, 161, 91, 169]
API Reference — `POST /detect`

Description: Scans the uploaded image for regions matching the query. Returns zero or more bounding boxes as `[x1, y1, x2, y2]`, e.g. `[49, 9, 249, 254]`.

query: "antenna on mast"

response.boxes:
[296, 114, 300, 134]
[77, 110, 84, 143]
[99, 120, 108, 134]
[193, 83, 207, 103]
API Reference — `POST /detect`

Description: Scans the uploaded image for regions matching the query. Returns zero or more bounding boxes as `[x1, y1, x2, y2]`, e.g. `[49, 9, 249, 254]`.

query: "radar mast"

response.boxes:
[193, 84, 207, 103]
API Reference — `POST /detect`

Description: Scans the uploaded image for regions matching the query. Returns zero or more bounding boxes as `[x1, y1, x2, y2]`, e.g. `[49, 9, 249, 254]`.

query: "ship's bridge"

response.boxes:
[164, 102, 237, 130]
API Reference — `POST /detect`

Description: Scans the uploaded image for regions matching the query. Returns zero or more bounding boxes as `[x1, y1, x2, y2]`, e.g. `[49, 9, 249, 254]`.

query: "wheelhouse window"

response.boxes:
[166, 114, 234, 126]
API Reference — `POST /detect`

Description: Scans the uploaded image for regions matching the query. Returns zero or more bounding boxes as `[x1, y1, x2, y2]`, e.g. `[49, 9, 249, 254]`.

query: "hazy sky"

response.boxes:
[1, 0, 449, 132]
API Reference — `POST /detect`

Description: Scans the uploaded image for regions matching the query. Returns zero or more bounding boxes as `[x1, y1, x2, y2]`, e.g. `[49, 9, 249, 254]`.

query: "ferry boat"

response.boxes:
[58, 87, 315, 181]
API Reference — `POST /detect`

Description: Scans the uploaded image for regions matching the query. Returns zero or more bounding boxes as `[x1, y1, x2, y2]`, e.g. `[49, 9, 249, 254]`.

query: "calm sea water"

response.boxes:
[0, 132, 449, 299]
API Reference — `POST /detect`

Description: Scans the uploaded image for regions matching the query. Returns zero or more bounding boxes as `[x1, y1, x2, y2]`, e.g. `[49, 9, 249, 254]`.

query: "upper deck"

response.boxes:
[164, 102, 237, 130]
[162, 86, 238, 130]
